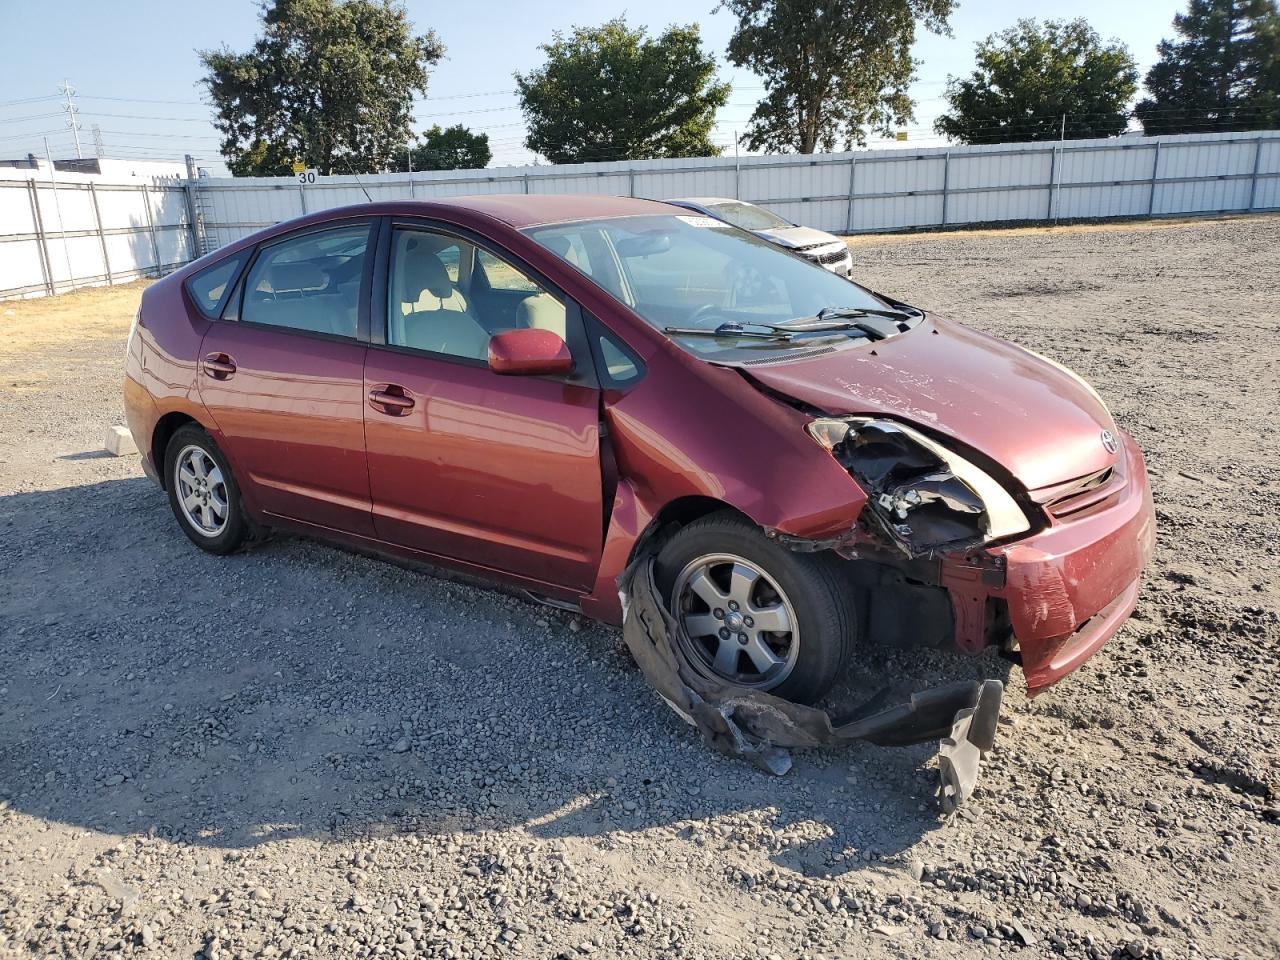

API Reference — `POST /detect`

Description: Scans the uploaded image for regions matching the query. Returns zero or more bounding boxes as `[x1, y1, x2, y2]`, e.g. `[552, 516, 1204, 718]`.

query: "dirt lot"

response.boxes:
[1, 216, 1277, 960]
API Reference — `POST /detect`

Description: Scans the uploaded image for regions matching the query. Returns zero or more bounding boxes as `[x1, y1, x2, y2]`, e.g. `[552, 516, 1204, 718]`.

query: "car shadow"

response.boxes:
[0, 477, 1012, 880]
[56, 450, 116, 461]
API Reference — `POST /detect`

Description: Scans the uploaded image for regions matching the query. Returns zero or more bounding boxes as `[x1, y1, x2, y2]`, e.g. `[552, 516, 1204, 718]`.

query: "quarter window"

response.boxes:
[186, 255, 244, 318]
[240, 223, 370, 337]
[595, 330, 641, 386]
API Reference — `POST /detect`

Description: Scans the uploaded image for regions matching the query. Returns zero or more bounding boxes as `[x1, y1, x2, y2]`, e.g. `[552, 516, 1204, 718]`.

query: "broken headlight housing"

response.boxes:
[807, 417, 1030, 554]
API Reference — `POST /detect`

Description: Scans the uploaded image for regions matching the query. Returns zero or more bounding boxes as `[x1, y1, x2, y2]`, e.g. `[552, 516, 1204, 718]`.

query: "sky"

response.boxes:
[0, 0, 1187, 175]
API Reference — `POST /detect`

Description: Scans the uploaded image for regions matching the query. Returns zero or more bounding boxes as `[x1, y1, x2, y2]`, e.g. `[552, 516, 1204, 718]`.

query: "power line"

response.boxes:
[96, 128, 222, 141]
[75, 111, 220, 123]
[79, 94, 209, 106]
[0, 111, 65, 124]
[0, 94, 62, 108]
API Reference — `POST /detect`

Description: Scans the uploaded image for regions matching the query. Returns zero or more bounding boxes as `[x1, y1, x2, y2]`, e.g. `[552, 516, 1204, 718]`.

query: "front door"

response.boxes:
[197, 220, 376, 536]
[363, 224, 604, 592]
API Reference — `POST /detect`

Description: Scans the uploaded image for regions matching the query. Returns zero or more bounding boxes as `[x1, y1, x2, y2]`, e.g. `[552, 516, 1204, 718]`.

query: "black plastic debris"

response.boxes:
[620, 558, 1002, 810]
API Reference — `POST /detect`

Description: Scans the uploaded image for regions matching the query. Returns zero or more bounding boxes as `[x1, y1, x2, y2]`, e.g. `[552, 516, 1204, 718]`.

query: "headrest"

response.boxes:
[398, 244, 453, 301]
[546, 235, 580, 267]
[266, 262, 326, 292]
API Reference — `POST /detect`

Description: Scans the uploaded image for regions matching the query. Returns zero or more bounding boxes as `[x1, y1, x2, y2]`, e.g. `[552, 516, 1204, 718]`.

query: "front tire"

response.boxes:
[653, 511, 855, 705]
[164, 424, 250, 555]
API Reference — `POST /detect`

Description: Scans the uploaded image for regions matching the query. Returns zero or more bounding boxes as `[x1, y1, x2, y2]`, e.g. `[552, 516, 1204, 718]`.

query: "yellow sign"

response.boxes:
[895, 131, 908, 142]
[291, 160, 306, 174]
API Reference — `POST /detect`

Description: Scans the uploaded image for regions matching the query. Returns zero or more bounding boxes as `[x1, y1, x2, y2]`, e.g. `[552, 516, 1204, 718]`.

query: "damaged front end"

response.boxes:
[620, 558, 1003, 812]
[796, 414, 1156, 695]
[806, 418, 1033, 558]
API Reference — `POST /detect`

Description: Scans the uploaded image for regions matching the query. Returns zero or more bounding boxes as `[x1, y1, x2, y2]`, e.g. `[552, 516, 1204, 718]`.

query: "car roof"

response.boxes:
[176, 194, 685, 281]
[311, 194, 679, 230]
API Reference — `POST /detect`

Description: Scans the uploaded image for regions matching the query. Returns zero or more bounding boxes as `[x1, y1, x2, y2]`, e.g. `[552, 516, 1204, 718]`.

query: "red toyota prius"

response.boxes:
[123, 196, 1155, 705]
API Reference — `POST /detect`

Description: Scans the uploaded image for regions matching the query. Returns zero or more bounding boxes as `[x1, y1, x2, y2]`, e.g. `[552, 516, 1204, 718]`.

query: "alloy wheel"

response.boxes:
[174, 444, 229, 537]
[671, 553, 800, 690]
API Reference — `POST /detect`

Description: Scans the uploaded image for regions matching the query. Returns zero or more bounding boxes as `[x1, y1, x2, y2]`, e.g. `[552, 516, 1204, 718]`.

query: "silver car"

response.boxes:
[666, 197, 853, 277]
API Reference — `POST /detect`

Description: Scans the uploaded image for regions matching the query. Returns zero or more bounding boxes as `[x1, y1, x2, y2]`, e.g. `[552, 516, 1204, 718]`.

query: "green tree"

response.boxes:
[226, 138, 296, 178]
[515, 18, 730, 164]
[720, 0, 955, 153]
[1136, 0, 1280, 134]
[935, 19, 1138, 144]
[392, 125, 492, 171]
[200, 0, 444, 176]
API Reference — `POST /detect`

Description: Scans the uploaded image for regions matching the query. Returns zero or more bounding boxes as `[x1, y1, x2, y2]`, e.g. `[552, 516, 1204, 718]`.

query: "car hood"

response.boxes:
[742, 316, 1118, 492]
[755, 225, 841, 250]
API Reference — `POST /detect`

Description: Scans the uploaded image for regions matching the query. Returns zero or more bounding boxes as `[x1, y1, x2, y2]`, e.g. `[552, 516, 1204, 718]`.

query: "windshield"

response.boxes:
[705, 201, 792, 231]
[523, 214, 894, 361]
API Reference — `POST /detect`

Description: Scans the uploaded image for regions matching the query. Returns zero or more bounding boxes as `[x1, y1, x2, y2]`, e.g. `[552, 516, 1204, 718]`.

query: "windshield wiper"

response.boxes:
[663, 321, 795, 342]
[816, 306, 913, 322]
[773, 306, 917, 341]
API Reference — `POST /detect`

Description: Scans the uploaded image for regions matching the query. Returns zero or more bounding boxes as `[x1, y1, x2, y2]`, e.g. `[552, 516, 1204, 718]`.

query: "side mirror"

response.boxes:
[487, 327, 574, 376]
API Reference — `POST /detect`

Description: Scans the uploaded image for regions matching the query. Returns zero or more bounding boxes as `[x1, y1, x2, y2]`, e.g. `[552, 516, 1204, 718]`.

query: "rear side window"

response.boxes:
[240, 223, 370, 338]
[186, 256, 244, 318]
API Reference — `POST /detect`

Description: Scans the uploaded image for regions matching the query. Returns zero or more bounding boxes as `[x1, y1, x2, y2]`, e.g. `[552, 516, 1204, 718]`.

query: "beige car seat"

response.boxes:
[254, 262, 356, 336]
[516, 294, 567, 340]
[393, 239, 490, 359]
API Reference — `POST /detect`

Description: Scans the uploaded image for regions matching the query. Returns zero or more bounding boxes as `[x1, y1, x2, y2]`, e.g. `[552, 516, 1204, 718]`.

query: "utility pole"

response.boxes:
[733, 130, 741, 200]
[59, 79, 82, 159]
[1052, 114, 1066, 225]
[91, 124, 105, 159]
[44, 136, 76, 289]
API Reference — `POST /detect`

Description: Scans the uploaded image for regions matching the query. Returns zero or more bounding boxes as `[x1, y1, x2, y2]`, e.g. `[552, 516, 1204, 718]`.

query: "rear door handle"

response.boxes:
[368, 386, 415, 414]
[202, 354, 236, 378]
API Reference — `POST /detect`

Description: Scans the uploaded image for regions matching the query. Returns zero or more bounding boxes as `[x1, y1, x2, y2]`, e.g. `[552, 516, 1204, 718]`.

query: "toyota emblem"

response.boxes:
[1100, 430, 1118, 454]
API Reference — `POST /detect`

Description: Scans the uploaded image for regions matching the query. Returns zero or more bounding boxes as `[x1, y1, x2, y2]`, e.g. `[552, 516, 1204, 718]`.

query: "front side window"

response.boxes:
[386, 228, 568, 361]
[240, 223, 370, 337]
[524, 215, 889, 361]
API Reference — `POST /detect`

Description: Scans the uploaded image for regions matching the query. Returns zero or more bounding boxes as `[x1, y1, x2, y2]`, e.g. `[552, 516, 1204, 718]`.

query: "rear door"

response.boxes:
[363, 222, 604, 592]
[197, 219, 377, 536]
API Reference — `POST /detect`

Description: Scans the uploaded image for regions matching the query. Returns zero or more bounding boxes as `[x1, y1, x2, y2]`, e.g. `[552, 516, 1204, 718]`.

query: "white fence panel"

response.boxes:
[1255, 139, 1280, 209]
[0, 173, 192, 297]
[4, 129, 1279, 299]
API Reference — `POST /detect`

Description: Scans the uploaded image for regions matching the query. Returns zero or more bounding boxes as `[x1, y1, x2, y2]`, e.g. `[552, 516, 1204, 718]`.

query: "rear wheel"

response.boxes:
[164, 424, 250, 554]
[653, 511, 854, 705]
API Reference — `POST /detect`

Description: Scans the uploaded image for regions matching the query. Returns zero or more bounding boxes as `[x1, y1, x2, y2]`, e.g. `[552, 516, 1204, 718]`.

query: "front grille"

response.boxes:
[802, 246, 849, 266]
[1034, 465, 1124, 519]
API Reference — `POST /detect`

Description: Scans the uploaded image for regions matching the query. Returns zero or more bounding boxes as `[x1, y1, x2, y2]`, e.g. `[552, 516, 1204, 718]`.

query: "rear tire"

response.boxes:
[164, 424, 250, 555]
[653, 511, 855, 705]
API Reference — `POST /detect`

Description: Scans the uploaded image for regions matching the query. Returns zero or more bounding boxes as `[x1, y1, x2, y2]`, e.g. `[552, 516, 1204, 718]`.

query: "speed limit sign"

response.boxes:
[297, 168, 319, 186]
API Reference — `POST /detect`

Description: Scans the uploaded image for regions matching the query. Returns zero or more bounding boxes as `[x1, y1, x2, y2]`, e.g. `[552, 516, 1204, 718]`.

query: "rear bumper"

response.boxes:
[944, 430, 1156, 694]
[123, 371, 162, 486]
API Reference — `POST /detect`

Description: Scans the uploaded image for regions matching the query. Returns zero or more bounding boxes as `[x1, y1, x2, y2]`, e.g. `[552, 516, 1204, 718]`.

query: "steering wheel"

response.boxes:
[687, 303, 731, 328]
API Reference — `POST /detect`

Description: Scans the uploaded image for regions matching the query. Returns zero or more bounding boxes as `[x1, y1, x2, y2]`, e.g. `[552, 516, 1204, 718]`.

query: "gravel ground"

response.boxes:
[1, 215, 1277, 960]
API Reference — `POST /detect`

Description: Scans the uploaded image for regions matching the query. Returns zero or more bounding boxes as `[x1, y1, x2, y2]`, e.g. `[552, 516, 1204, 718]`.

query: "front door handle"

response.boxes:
[202, 353, 236, 378]
[368, 386, 415, 414]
